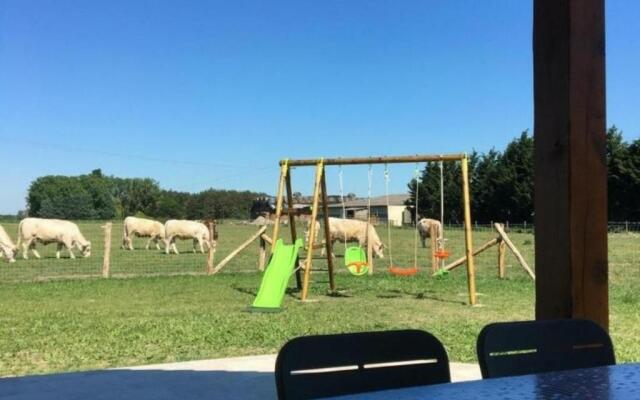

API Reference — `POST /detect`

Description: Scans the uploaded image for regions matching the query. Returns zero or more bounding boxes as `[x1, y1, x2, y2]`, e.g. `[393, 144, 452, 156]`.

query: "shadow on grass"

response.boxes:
[375, 289, 465, 305]
[326, 290, 353, 298]
[233, 286, 258, 297]
[233, 286, 300, 299]
[0, 368, 275, 400]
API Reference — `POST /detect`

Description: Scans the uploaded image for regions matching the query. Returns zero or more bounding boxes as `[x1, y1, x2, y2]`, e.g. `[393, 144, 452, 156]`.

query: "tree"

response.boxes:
[112, 178, 161, 217]
[494, 131, 534, 222]
[157, 190, 189, 219]
[79, 169, 117, 219]
[28, 176, 95, 219]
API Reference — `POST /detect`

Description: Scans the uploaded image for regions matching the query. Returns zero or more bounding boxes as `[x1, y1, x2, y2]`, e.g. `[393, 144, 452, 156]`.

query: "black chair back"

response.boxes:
[275, 329, 450, 399]
[477, 319, 615, 379]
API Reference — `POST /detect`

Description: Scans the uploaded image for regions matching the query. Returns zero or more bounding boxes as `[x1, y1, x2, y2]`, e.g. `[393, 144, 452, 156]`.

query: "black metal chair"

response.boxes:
[476, 319, 615, 379]
[275, 329, 451, 400]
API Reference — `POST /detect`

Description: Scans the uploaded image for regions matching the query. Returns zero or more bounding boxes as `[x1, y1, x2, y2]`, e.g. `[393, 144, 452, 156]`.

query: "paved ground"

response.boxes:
[1, 355, 481, 400]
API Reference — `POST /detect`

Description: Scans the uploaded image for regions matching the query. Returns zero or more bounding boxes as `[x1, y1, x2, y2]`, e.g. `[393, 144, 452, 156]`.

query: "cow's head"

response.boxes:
[81, 242, 91, 258]
[11, 246, 18, 258]
[372, 241, 385, 259]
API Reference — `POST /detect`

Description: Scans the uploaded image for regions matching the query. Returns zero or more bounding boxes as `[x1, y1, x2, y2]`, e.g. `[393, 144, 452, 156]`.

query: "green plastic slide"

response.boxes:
[252, 238, 303, 311]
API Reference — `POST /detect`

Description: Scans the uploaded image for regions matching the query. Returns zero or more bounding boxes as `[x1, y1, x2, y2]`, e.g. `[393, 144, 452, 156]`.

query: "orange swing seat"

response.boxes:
[434, 249, 451, 259]
[388, 265, 419, 277]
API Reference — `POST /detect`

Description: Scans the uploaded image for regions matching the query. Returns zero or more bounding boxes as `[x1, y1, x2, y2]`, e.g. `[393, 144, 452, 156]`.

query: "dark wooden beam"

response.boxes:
[285, 170, 302, 290]
[533, 0, 608, 328]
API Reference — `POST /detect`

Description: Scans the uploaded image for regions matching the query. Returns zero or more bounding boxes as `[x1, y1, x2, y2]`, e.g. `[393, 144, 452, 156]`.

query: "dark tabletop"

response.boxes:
[327, 363, 640, 400]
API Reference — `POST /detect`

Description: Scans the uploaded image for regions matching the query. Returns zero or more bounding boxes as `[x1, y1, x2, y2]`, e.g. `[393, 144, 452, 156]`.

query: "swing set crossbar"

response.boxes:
[281, 153, 467, 167]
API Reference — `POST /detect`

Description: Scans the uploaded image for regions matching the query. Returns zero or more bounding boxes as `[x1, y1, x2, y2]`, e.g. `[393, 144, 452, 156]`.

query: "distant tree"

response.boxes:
[79, 169, 117, 219]
[157, 190, 189, 219]
[112, 178, 161, 217]
[494, 131, 534, 222]
[187, 189, 265, 220]
[28, 176, 95, 219]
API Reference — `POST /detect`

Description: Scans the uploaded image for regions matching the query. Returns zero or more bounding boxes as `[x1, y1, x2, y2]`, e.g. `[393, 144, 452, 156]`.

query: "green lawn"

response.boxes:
[0, 222, 638, 377]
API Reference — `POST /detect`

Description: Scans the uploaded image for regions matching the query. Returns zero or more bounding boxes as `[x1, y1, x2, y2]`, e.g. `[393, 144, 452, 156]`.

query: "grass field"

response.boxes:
[0, 221, 638, 377]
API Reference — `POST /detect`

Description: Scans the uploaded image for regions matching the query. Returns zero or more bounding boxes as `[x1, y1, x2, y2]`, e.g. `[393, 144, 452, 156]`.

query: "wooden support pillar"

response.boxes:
[534, 0, 608, 328]
[461, 155, 477, 305]
[430, 224, 438, 273]
[320, 169, 336, 292]
[498, 239, 506, 279]
[285, 169, 302, 289]
[301, 161, 324, 301]
[271, 161, 288, 253]
[258, 237, 266, 272]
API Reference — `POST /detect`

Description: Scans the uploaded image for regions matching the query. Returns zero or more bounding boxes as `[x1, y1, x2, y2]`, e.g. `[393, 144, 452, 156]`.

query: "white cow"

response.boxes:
[0, 224, 17, 263]
[164, 220, 211, 255]
[122, 216, 165, 250]
[416, 218, 443, 248]
[17, 218, 91, 259]
[326, 217, 384, 258]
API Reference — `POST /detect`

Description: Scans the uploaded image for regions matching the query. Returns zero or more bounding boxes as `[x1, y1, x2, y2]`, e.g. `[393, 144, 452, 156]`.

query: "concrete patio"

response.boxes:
[0, 355, 481, 400]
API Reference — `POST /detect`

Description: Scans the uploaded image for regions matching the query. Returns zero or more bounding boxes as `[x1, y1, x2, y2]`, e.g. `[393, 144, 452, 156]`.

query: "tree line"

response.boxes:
[408, 126, 639, 223]
[26, 169, 264, 220]
[22, 126, 638, 222]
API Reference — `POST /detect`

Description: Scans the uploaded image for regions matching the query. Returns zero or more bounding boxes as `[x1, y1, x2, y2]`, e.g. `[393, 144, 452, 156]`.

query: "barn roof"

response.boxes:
[327, 194, 410, 208]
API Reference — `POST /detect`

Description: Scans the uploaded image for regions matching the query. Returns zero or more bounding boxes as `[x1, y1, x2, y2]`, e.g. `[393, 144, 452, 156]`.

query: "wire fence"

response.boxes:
[0, 219, 638, 283]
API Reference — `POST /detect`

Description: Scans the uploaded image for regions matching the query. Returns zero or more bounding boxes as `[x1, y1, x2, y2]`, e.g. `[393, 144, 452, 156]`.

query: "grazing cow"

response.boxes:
[164, 220, 211, 255]
[17, 218, 91, 259]
[304, 220, 321, 248]
[416, 218, 443, 248]
[0, 224, 17, 263]
[122, 216, 165, 250]
[326, 217, 384, 258]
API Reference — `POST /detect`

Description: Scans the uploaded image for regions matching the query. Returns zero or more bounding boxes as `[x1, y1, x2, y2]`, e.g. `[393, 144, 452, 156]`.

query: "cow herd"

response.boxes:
[0, 215, 444, 264]
[0, 216, 214, 263]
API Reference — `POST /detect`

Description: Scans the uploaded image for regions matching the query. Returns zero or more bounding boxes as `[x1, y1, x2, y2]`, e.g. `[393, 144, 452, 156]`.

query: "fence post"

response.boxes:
[102, 222, 112, 278]
[206, 221, 217, 275]
[258, 236, 266, 271]
[498, 239, 506, 279]
[625, 221, 629, 233]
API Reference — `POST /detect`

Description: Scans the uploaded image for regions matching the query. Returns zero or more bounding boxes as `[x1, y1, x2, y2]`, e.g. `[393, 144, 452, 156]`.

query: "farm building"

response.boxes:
[327, 194, 411, 227]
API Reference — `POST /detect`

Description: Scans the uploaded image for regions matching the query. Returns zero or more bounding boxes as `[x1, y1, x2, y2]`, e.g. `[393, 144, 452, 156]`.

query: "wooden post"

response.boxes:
[494, 223, 535, 280]
[285, 169, 302, 289]
[102, 222, 112, 278]
[534, 0, 608, 329]
[271, 161, 288, 253]
[206, 221, 217, 275]
[440, 238, 499, 273]
[461, 155, 477, 305]
[430, 223, 438, 273]
[498, 239, 507, 279]
[320, 169, 336, 291]
[258, 237, 266, 272]
[212, 226, 266, 274]
[301, 161, 324, 301]
[261, 233, 273, 246]
[367, 238, 373, 275]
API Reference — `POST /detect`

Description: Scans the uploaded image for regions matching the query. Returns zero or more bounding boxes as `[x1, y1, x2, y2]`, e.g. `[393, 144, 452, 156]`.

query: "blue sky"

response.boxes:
[0, 1, 638, 214]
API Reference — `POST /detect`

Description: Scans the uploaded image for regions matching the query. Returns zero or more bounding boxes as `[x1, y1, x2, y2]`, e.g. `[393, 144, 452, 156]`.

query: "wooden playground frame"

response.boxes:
[270, 153, 479, 305]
